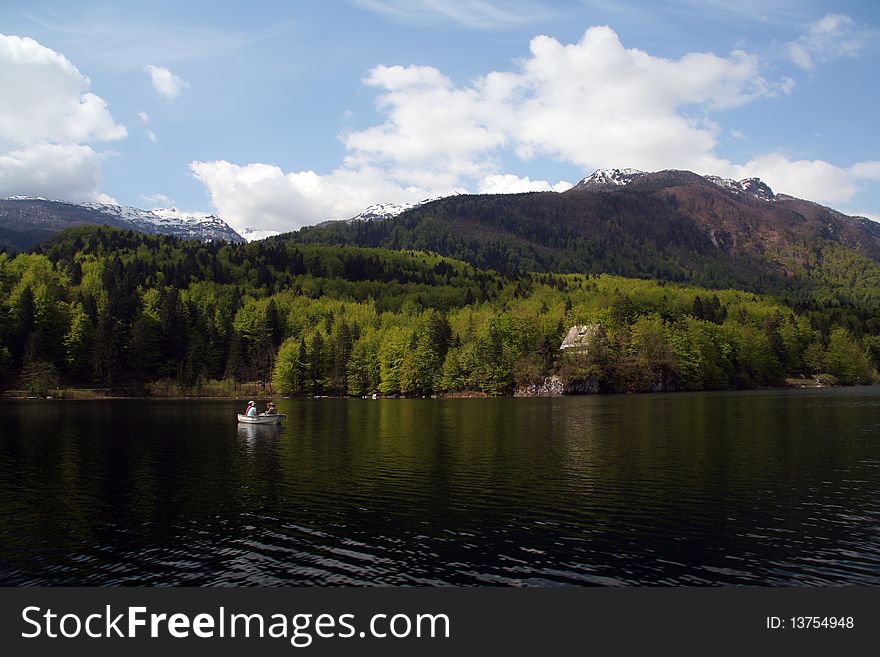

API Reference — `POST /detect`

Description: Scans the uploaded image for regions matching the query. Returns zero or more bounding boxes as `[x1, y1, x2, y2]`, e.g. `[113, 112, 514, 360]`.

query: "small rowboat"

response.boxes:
[237, 413, 286, 425]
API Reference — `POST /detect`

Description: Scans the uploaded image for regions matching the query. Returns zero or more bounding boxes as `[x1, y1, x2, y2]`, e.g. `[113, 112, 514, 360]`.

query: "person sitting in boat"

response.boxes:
[245, 401, 258, 417]
[264, 402, 277, 415]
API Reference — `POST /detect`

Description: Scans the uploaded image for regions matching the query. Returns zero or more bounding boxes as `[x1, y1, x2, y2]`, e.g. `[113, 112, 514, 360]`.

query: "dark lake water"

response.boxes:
[1, 388, 878, 586]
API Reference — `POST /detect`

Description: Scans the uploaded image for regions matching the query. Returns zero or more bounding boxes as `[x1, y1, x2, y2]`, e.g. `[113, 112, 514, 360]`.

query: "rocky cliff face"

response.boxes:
[514, 376, 565, 397]
[513, 375, 606, 397]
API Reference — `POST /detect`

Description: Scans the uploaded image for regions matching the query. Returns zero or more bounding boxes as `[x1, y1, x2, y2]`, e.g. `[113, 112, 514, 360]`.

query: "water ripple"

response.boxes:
[0, 391, 879, 585]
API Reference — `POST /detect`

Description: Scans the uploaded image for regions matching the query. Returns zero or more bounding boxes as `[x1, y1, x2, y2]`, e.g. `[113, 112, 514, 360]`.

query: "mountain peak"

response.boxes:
[343, 196, 451, 224]
[575, 168, 648, 188]
[348, 201, 416, 223]
[705, 175, 775, 201]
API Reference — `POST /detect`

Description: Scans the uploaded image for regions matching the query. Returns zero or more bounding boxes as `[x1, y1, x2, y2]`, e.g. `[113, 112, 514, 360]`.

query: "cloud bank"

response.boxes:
[0, 34, 126, 201]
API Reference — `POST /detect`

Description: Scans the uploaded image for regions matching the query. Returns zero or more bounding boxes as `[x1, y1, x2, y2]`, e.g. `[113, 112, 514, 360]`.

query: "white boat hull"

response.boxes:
[237, 413, 286, 425]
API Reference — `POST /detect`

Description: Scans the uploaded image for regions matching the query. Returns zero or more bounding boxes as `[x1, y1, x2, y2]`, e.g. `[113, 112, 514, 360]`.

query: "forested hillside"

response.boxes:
[0, 226, 876, 398]
[289, 172, 880, 323]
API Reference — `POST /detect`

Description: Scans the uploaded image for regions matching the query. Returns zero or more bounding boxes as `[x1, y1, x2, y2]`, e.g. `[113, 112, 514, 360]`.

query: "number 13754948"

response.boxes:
[766, 616, 854, 630]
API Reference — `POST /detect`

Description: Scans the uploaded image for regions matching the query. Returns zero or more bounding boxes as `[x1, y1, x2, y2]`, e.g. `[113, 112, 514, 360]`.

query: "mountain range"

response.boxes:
[4, 169, 880, 318]
[0, 197, 244, 252]
[0, 194, 457, 253]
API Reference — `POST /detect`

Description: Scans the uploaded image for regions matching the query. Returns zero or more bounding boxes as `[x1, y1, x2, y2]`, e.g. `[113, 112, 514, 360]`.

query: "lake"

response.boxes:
[0, 388, 878, 586]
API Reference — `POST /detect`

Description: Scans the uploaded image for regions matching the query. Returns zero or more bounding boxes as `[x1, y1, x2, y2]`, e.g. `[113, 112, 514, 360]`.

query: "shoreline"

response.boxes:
[1, 378, 869, 401]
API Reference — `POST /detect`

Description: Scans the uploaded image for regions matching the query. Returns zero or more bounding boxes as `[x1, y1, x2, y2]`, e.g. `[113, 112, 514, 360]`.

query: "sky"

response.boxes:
[1, 0, 878, 233]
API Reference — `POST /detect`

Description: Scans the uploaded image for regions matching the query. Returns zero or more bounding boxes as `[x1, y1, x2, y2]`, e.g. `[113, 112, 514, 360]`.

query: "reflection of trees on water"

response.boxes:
[1, 393, 879, 585]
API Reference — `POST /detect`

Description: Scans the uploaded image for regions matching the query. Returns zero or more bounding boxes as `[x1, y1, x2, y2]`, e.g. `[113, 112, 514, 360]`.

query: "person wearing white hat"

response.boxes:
[245, 400, 257, 417]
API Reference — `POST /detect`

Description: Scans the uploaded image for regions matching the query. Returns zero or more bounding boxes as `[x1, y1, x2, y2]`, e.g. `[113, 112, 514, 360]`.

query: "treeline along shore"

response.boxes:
[1, 227, 878, 399]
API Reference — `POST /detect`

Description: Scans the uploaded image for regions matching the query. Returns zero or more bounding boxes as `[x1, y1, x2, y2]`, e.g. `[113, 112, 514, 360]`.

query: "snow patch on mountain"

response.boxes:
[347, 202, 416, 223]
[705, 176, 775, 201]
[239, 227, 282, 242]
[343, 196, 449, 223]
[575, 168, 647, 187]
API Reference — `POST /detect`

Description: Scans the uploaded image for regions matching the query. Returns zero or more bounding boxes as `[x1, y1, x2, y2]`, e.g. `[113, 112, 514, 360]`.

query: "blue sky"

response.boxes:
[1, 0, 878, 232]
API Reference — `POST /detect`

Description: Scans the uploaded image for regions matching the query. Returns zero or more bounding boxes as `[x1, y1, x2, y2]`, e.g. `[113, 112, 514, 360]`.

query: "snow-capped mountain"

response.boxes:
[346, 201, 417, 223]
[574, 168, 778, 203]
[0, 197, 244, 252]
[574, 168, 648, 187]
[79, 203, 245, 242]
[343, 197, 450, 224]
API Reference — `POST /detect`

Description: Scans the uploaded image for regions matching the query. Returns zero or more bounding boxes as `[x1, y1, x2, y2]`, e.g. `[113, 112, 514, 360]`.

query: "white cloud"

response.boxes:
[0, 143, 104, 201]
[145, 64, 189, 101]
[192, 25, 874, 229]
[341, 27, 797, 185]
[0, 34, 125, 201]
[343, 64, 510, 189]
[190, 160, 441, 232]
[511, 28, 793, 173]
[849, 162, 880, 181]
[137, 111, 158, 142]
[0, 34, 126, 147]
[786, 14, 868, 71]
[141, 192, 174, 207]
[354, 0, 557, 28]
[478, 174, 571, 194]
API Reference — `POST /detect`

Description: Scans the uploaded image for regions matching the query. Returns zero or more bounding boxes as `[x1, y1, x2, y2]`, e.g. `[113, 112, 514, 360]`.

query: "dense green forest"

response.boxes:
[0, 226, 876, 398]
